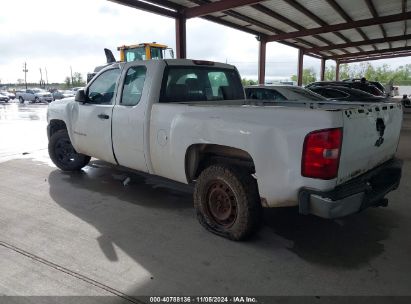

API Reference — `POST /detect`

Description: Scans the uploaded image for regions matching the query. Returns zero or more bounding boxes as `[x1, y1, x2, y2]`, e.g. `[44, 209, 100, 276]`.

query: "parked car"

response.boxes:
[342, 78, 386, 95]
[53, 90, 75, 100]
[306, 81, 384, 96]
[16, 89, 53, 103]
[47, 59, 402, 240]
[307, 86, 390, 102]
[401, 94, 411, 108]
[245, 85, 327, 102]
[0, 92, 10, 103]
[0, 91, 15, 100]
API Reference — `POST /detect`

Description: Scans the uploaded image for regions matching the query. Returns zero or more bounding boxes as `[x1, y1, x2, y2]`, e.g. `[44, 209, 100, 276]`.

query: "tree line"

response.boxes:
[292, 63, 411, 86]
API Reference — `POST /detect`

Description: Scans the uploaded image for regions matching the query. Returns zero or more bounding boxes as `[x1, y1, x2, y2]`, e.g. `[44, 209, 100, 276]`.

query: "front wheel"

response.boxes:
[35, 97, 39, 103]
[194, 164, 262, 241]
[19, 96, 24, 103]
[48, 129, 90, 171]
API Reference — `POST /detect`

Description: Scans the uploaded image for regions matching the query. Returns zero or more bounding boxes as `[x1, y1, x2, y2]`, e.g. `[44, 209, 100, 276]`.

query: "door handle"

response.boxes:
[97, 114, 110, 119]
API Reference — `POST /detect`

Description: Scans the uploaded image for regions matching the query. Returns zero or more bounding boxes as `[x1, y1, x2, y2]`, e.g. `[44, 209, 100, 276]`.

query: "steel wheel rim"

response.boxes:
[206, 180, 237, 228]
[55, 138, 78, 165]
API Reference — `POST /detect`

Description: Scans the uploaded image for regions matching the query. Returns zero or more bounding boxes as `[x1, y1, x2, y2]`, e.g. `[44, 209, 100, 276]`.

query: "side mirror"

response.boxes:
[75, 89, 87, 103]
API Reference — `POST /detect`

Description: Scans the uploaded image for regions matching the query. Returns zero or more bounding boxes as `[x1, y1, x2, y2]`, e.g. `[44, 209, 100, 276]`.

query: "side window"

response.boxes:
[324, 88, 348, 99]
[262, 89, 286, 101]
[121, 66, 147, 106]
[150, 47, 163, 60]
[87, 69, 120, 104]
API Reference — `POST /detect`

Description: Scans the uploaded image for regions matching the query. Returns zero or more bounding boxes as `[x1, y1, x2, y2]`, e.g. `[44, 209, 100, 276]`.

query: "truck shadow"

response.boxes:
[259, 206, 397, 269]
[47, 160, 399, 293]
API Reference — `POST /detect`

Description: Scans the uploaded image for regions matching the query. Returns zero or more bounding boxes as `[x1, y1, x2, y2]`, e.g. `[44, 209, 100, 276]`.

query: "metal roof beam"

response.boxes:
[266, 12, 411, 42]
[330, 46, 411, 60]
[108, 0, 179, 18]
[340, 52, 411, 63]
[403, 0, 409, 47]
[306, 34, 411, 52]
[184, 0, 265, 18]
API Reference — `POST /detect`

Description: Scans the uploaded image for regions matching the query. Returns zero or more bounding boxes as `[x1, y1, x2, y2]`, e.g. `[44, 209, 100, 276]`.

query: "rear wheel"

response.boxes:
[35, 97, 39, 103]
[194, 164, 262, 241]
[48, 129, 90, 171]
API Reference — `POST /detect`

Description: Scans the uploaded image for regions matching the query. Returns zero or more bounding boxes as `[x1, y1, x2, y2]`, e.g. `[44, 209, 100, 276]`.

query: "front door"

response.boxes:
[70, 68, 121, 164]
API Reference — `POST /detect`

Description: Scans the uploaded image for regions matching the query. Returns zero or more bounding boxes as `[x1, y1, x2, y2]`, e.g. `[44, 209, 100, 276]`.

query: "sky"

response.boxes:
[0, 0, 409, 85]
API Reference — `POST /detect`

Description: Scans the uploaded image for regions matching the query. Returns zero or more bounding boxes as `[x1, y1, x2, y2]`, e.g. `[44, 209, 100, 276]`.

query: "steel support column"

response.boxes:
[258, 37, 267, 84]
[335, 60, 340, 81]
[320, 58, 326, 81]
[297, 49, 304, 86]
[176, 17, 186, 59]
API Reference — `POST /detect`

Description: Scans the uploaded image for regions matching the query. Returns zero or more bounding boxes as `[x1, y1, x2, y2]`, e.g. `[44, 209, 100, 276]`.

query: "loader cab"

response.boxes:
[118, 43, 174, 62]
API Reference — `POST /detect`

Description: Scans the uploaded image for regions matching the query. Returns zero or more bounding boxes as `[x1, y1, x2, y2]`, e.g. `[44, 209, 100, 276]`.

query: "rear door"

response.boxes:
[337, 103, 402, 184]
[70, 68, 120, 164]
[111, 63, 148, 172]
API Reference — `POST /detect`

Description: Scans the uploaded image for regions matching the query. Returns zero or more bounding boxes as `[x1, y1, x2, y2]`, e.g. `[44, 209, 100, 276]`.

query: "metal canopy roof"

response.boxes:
[110, 0, 411, 63]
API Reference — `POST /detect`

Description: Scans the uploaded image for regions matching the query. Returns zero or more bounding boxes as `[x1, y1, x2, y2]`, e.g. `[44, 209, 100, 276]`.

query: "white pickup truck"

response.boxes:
[16, 88, 53, 103]
[47, 59, 403, 240]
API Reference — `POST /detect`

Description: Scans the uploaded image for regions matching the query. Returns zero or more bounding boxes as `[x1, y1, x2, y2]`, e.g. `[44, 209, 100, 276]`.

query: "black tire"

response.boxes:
[35, 97, 40, 103]
[19, 96, 24, 103]
[48, 129, 90, 171]
[194, 164, 262, 241]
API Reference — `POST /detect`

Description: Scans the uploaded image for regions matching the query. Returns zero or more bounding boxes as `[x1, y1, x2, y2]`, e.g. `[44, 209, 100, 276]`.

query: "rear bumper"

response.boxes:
[298, 158, 402, 219]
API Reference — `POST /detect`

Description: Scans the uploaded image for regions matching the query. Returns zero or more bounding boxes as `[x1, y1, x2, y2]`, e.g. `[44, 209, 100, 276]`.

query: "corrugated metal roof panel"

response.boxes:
[338, 29, 363, 41]
[232, 6, 293, 33]
[361, 25, 384, 40]
[359, 45, 375, 52]
[315, 32, 345, 44]
[392, 40, 407, 48]
[372, 0, 402, 17]
[374, 43, 390, 50]
[247, 25, 272, 36]
[295, 0, 345, 25]
[219, 15, 251, 27]
[384, 21, 406, 36]
[262, 0, 323, 29]
[167, 0, 195, 8]
[334, 0, 373, 21]
[345, 47, 361, 53]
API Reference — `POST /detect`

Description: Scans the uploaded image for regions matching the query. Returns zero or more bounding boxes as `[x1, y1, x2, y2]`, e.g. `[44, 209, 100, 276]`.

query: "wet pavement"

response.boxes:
[1, 101, 411, 298]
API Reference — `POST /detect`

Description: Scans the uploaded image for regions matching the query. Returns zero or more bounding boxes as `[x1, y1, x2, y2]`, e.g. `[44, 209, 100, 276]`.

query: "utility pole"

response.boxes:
[70, 66, 73, 88]
[39, 68, 43, 88]
[23, 62, 28, 89]
[45, 67, 48, 86]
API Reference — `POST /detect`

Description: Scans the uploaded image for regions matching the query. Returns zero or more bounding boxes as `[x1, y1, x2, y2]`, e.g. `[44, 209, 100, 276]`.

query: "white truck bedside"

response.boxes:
[47, 59, 403, 240]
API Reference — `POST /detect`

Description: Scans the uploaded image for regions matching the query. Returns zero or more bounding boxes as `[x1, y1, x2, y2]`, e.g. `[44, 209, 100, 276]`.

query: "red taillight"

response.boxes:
[302, 128, 343, 180]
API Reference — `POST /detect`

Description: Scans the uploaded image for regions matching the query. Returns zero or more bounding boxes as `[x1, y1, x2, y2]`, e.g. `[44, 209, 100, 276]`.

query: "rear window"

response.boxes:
[160, 66, 244, 102]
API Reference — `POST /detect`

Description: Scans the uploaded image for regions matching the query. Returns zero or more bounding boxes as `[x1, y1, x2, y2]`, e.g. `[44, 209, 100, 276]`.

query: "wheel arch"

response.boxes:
[185, 144, 256, 184]
[48, 119, 67, 139]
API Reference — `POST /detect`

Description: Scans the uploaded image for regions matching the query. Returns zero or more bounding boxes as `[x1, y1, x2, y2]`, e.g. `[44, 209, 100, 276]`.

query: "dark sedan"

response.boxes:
[308, 86, 389, 102]
[306, 81, 384, 96]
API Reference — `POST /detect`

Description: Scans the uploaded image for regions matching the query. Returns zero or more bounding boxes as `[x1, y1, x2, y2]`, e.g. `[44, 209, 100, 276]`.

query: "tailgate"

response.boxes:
[337, 102, 402, 184]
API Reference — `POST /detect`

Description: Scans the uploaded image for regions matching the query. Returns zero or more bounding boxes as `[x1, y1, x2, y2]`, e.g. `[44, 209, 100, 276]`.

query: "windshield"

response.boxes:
[124, 47, 146, 61]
